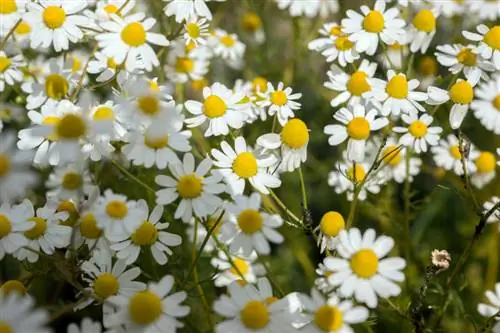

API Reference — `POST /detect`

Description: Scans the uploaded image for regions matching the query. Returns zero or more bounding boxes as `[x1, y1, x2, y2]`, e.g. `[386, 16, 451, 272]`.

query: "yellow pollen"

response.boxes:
[175, 57, 194, 73]
[103, 4, 119, 15]
[79, 213, 102, 239]
[131, 221, 158, 246]
[281, 118, 309, 149]
[43, 6, 66, 29]
[418, 56, 438, 76]
[93, 106, 115, 120]
[0, 0, 16, 14]
[0, 321, 12, 333]
[347, 164, 366, 182]
[335, 35, 354, 51]
[449, 80, 474, 104]
[191, 78, 208, 91]
[492, 95, 500, 110]
[457, 48, 477, 66]
[347, 117, 370, 140]
[413, 9, 436, 32]
[186, 22, 200, 38]
[252, 76, 267, 93]
[240, 301, 269, 329]
[14, 21, 31, 35]
[475, 152, 496, 173]
[24, 217, 48, 240]
[106, 200, 128, 219]
[237, 209, 263, 234]
[43, 116, 60, 141]
[121, 22, 146, 47]
[350, 249, 379, 278]
[232, 152, 258, 178]
[382, 145, 402, 166]
[319, 211, 345, 237]
[408, 120, 428, 138]
[62, 172, 82, 190]
[329, 25, 342, 36]
[0, 154, 10, 177]
[56, 113, 86, 139]
[203, 95, 227, 118]
[386, 74, 408, 99]
[220, 35, 235, 47]
[229, 258, 250, 275]
[347, 71, 371, 96]
[314, 305, 344, 331]
[145, 135, 169, 149]
[242, 12, 262, 32]
[0, 215, 12, 238]
[363, 10, 384, 33]
[449, 145, 462, 160]
[484, 26, 500, 50]
[57, 200, 79, 227]
[270, 90, 288, 106]
[93, 273, 119, 299]
[1, 280, 26, 296]
[137, 96, 160, 116]
[45, 74, 69, 100]
[177, 174, 203, 199]
[107, 57, 118, 69]
[0, 57, 10, 73]
[129, 291, 163, 325]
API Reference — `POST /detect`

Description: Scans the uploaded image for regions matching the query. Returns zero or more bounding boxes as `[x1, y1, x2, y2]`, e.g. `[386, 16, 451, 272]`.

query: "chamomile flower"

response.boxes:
[164, 39, 209, 84]
[308, 22, 342, 53]
[471, 151, 497, 188]
[96, 13, 169, 72]
[0, 292, 51, 333]
[183, 18, 209, 46]
[0, 0, 25, 33]
[11, 19, 34, 47]
[431, 134, 480, 176]
[257, 118, 310, 172]
[1, 280, 27, 296]
[478, 282, 500, 333]
[241, 12, 265, 44]
[469, 0, 500, 21]
[107, 274, 190, 332]
[341, 0, 405, 56]
[155, 153, 226, 223]
[463, 24, 500, 70]
[324, 228, 406, 308]
[471, 76, 500, 134]
[315, 263, 336, 293]
[0, 52, 24, 92]
[257, 82, 302, 126]
[164, 0, 222, 22]
[484, 196, 500, 226]
[314, 211, 345, 254]
[87, 52, 123, 83]
[324, 104, 389, 162]
[211, 136, 281, 195]
[374, 139, 422, 183]
[93, 0, 136, 22]
[185, 82, 248, 136]
[211, 250, 266, 287]
[393, 111, 442, 153]
[309, 23, 359, 67]
[111, 201, 182, 265]
[46, 163, 93, 201]
[66, 318, 102, 333]
[408, 8, 438, 53]
[26, 0, 90, 52]
[0, 200, 34, 260]
[324, 60, 378, 107]
[212, 29, 246, 63]
[221, 192, 284, 256]
[435, 44, 495, 82]
[74, 211, 109, 254]
[276, 0, 339, 18]
[299, 289, 369, 332]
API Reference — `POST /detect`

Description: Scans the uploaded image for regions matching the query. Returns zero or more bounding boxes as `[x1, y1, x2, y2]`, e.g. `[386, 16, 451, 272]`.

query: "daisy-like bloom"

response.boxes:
[212, 29, 246, 63]
[45, 163, 93, 200]
[0, 280, 27, 297]
[308, 22, 359, 67]
[469, 0, 500, 21]
[478, 282, 500, 332]
[324, 104, 389, 162]
[0, 200, 34, 260]
[14, 201, 71, 263]
[314, 211, 345, 254]
[324, 228, 406, 308]
[91, 0, 136, 23]
[308, 22, 340, 53]
[185, 82, 248, 136]
[299, 289, 369, 332]
[471, 151, 497, 188]
[26, 0, 89, 52]
[11, 18, 33, 47]
[241, 12, 265, 44]
[220, 192, 284, 256]
[0, 0, 25, 33]
[324, 60, 378, 107]
[111, 201, 182, 265]
[74, 210, 109, 254]
[89, 100, 128, 141]
[257, 118, 309, 172]
[164, 0, 223, 22]
[471, 76, 500, 134]
[276, 0, 339, 18]
[96, 12, 169, 72]
[87, 52, 123, 83]
[211, 136, 281, 195]
[393, 111, 442, 154]
[155, 153, 226, 223]
[183, 18, 209, 46]
[436, 44, 495, 82]
[369, 70, 428, 116]
[484, 196, 500, 227]
[374, 138, 422, 183]
[463, 25, 500, 70]
[0, 292, 51, 333]
[107, 274, 190, 332]
[342, 0, 405, 56]
[315, 263, 336, 293]
[67, 318, 102, 333]
[164, 39, 209, 84]
[407, 8, 438, 53]
[0, 52, 24, 92]
[211, 250, 266, 287]
[431, 134, 480, 176]
[257, 82, 302, 126]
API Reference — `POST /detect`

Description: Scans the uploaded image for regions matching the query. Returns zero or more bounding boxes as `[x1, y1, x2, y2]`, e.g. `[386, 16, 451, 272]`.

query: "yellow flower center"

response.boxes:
[329, 26, 342, 36]
[237, 209, 263, 234]
[229, 258, 250, 275]
[56, 113, 86, 139]
[449, 145, 462, 160]
[105, 200, 128, 219]
[457, 48, 477, 66]
[484, 26, 500, 50]
[57, 200, 79, 227]
[45, 74, 69, 100]
[14, 21, 31, 35]
[71, 57, 81, 73]
[242, 12, 262, 32]
[107, 57, 118, 69]
[0, 321, 12, 333]
[186, 22, 200, 38]
[24, 217, 48, 240]
[93, 106, 115, 120]
[449, 80, 474, 104]
[363, 10, 384, 33]
[408, 120, 428, 138]
[475, 152, 496, 173]
[0, 0, 16, 14]
[232, 152, 258, 179]
[145, 135, 169, 149]
[386, 74, 408, 99]
[0, 154, 10, 177]
[220, 35, 235, 47]
[270, 90, 288, 106]
[175, 57, 194, 73]
[0, 57, 10, 73]
[347, 164, 366, 182]
[347, 117, 370, 140]
[319, 211, 345, 237]
[177, 174, 203, 199]
[240, 301, 269, 329]
[121, 22, 146, 47]
[191, 78, 208, 91]
[314, 305, 344, 332]
[382, 145, 402, 166]
[185, 40, 196, 52]
[93, 273, 119, 299]
[418, 56, 438, 76]
[413, 9, 436, 32]
[43, 116, 60, 141]
[43, 6, 66, 29]
[62, 172, 82, 190]
[104, 4, 119, 15]
[252, 76, 267, 93]
[129, 291, 163, 325]
[281, 118, 309, 149]
[492, 95, 500, 110]
[1, 280, 26, 296]
[350, 249, 379, 278]
[0, 215, 12, 238]
[347, 71, 371, 96]
[79, 213, 102, 239]
[335, 35, 354, 51]
[203, 95, 227, 118]
[131, 221, 158, 246]
[137, 96, 160, 116]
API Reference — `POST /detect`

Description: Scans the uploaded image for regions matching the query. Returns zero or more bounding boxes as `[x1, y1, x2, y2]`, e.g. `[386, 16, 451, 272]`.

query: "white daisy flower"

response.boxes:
[164, 39, 209, 84]
[478, 282, 500, 333]
[186, 81, 250, 136]
[299, 288, 369, 332]
[66, 318, 102, 333]
[471, 76, 500, 134]
[373, 138, 422, 183]
[211, 136, 281, 195]
[257, 81, 302, 126]
[183, 18, 209, 46]
[211, 250, 266, 287]
[463, 24, 500, 70]
[484, 196, 500, 227]
[0, 292, 51, 333]
[313, 211, 345, 254]
[276, 0, 339, 18]
[220, 192, 284, 256]
[0, 0, 25, 33]
[107, 274, 190, 332]
[87, 52, 123, 83]
[0, 200, 34, 260]
[308, 22, 342, 53]
[324, 59, 378, 107]
[469, 0, 500, 21]
[393, 111, 442, 154]
[324, 228, 406, 308]
[241, 12, 265, 44]
[342, 0, 405, 56]
[74, 211, 109, 254]
[212, 29, 246, 63]
[324, 104, 389, 162]
[309, 22, 359, 67]
[164, 0, 222, 22]
[155, 153, 226, 223]
[89, 100, 128, 141]
[471, 150, 497, 189]
[92, 0, 136, 23]
[26, 0, 89, 52]
[11, 19, 33, 47]
[46, 162, 93, 201]
[96, 13, 169, 72]
[407, 8, 438, 53]
[435, 44, 495, 82]
[431, 134, 480, 176]
[0, 51, 24, 92]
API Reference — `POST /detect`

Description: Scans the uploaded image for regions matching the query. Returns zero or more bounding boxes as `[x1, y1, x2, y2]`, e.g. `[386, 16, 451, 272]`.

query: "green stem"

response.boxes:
[269, 190, 301, 223]
[110, 159, 155, 193]
[298, 167, 308, 210]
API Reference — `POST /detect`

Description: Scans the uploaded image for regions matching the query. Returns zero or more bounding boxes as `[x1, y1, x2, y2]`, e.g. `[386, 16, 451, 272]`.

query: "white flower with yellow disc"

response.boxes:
[183, 17, 209, 46]
[0, 200, 35, 260]
[45, 162, 93, 201]
[164, 38, 209, 84]
[463, 24, 500, 70]
[0, 51, 25, 92]
[87, 52, 123, 83]
[431, 134, 479, 176]
[0, 291, 51, 333]
[164, 0, 222, 22]
[393, 111, 442, 154]
[435, 44, 495, 82]
[0, 0, 25, 33]
[211, 250, 266, 287]
[308, 22, 359, 67]
[471, 76, 500, 134]
[314, 211, 345, 254]
[407, 8, 438, 53]
[471, 150, 497, 189]
[212, 29, 246, 63]
[257, 81, 302, 126]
